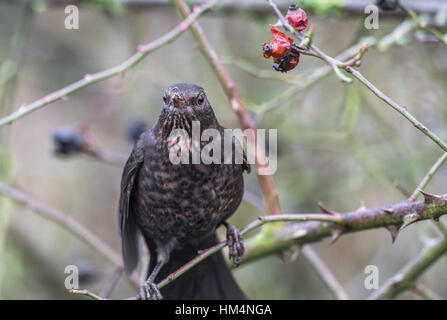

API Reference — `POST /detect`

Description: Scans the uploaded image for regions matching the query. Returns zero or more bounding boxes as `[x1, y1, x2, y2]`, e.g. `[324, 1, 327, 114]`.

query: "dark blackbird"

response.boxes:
[119, 83, 250, 300]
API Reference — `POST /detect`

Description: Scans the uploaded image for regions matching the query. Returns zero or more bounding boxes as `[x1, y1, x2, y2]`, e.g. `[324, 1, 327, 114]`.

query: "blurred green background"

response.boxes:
[0, 0, 447, 299]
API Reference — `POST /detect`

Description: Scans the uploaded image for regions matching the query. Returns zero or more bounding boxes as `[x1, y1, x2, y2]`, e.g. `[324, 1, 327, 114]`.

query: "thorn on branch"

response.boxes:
[385, 225, 400, 244]
[330, 228, 343, 244]
[399, 213, 421, 232]
[357, 201, 366, 213]
[419, 190, 441, 205]
[384, 208, 394, 214]
[318, 201, 339, 216]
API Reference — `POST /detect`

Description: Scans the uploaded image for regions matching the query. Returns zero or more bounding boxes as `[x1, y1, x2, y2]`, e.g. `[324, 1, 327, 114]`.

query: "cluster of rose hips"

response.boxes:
[262, 4, 308, 73]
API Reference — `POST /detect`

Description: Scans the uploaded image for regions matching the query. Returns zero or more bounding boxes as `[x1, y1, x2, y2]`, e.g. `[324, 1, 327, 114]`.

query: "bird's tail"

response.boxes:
[146, 233, 247, 300]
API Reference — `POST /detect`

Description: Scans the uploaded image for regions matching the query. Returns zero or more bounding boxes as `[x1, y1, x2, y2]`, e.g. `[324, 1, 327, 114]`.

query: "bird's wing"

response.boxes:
[232, 135, 251, 174]
[119, 136, 145, 275]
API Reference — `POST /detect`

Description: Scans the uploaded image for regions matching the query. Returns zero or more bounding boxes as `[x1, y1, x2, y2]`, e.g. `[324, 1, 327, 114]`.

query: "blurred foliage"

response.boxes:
[86, 0, 122, 13]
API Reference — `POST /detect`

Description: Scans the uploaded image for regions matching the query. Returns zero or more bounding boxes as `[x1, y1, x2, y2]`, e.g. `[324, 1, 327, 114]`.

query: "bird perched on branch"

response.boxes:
[119, 83, 250, 300]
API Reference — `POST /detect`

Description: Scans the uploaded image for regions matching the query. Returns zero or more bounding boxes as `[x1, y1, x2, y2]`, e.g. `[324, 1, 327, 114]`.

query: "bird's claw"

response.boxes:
[139, 281, 162, 300]
[226, 224, 244, 267]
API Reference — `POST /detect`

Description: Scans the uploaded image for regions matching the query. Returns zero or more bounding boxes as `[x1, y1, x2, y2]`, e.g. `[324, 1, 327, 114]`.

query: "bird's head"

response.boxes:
[158, 83, 218, 134]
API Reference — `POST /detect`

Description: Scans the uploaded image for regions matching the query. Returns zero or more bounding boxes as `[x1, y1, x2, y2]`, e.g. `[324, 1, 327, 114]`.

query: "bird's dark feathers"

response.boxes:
[118, 133, 147, 274]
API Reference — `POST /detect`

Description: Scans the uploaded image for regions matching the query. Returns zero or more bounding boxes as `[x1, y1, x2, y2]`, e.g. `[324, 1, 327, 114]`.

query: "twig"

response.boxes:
[70, 211, 346, 300]
[0, 1, 33, 116]
[41, 0, 446, 16]
[398, 4, 447, 45]
[376, 19, 417, 51]
[99, 266, 124, 299]
[0, 0, 217, 128]
[243, 187, 348, 300]
[368, 235, 447, 299]
[0, 182, 140, 289]
[411, 283, 442, 300]
[172, 0, 281, 215]
[70, 289, 106, 300]
[345, 67, 447, 153]
[408, 153, 447, 202]
[301, 246, 349, 300]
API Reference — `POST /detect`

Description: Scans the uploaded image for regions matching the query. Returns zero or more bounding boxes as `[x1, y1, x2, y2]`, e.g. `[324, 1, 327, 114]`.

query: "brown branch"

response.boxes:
[301, 246, 349, 300]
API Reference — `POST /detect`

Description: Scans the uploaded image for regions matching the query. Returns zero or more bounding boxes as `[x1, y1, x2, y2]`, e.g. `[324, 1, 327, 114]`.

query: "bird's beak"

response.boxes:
[172, 93, 185, 108]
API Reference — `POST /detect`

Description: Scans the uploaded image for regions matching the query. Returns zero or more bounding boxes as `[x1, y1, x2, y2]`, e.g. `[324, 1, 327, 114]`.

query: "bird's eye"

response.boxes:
[163, 93, 167, 103]
[197, 94, 205, 106]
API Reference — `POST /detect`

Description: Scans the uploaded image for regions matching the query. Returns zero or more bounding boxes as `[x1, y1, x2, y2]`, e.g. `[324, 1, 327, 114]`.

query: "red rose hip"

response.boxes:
[263, 24, 293, 59]
[285, 4, 308, 32]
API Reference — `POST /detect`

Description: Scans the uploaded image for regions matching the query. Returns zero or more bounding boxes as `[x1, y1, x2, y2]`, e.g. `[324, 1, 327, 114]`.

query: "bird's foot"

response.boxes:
[139, 280, 162, 300]
[225, 223, 245, 267]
